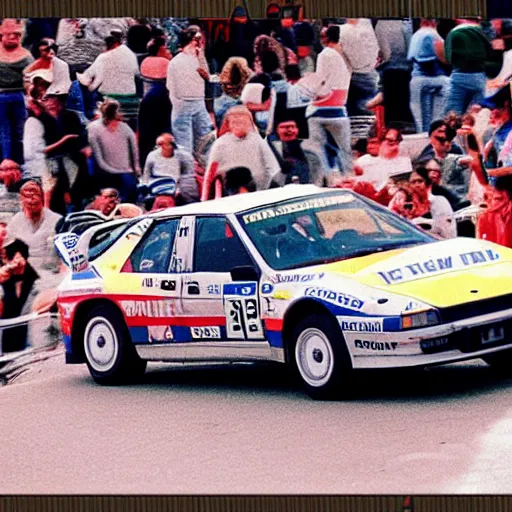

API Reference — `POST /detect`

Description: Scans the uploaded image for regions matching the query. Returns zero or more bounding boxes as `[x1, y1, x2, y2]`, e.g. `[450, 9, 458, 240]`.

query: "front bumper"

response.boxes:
[341, 307, 512, 369]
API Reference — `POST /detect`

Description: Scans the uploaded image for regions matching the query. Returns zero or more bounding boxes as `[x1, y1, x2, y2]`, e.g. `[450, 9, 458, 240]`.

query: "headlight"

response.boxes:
[401, 309, 440, 330]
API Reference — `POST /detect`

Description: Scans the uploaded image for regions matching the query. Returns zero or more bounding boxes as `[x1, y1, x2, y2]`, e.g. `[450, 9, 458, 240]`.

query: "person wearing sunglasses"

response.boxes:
[0, 19, 34, 167]
[416, 120, 465, 162]
[23, 38, 72, 97]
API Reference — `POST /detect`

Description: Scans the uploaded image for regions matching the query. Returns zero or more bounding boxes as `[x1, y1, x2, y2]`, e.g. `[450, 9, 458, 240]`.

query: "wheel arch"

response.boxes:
[70, 298, 127, 364]
[281, 298, 340, 363]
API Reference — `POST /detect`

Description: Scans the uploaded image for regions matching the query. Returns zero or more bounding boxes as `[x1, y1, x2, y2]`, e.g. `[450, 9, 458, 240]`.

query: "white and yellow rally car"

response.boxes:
[54, 185, 512, 399]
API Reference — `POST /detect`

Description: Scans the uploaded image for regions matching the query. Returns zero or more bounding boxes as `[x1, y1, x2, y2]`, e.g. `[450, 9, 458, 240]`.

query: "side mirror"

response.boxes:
[230, 265, 259, 282]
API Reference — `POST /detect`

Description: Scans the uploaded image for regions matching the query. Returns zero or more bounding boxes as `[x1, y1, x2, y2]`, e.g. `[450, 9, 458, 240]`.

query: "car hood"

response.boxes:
[314, 238, 512, 308]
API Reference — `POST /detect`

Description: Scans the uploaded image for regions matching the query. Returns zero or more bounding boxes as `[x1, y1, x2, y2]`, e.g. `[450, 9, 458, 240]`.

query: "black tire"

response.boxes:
[82, 304, 147, 385]
[290, 313, 356, 400]
[482, 349, 512, 374]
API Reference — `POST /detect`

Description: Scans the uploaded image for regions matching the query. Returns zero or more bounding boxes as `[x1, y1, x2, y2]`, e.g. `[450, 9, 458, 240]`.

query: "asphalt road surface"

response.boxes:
[2, 348, 512, 494]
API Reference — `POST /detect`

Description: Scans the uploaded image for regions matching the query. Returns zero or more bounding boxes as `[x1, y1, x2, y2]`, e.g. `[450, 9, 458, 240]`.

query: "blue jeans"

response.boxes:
[171, 99, 213, 153]
[307, 114, 352, 180]
[0, 91, 26, 164]
[445, 72, 486, 116]
[410, 75, 450, 133]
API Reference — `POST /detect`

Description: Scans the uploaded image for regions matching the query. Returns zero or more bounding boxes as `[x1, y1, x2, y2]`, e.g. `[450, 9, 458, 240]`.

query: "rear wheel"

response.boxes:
[83, 304, 147, 385]
[291, 313, 356, 400]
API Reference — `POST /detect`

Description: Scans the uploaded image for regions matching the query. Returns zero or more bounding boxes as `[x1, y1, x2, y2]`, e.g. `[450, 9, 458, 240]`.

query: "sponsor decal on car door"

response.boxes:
[223, 282, 265, 340]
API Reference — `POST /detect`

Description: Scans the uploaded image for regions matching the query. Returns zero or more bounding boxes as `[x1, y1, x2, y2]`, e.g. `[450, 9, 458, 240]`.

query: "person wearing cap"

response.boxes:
[0, 19, 34, 167]
[407, 19, 450, 133]
[166, 26, 214, 154]
[6, 180, 62, 275]
[338, 19, 380, 118]
[443, 19, 492, 115]
[23, 38, 72, 97]
[481, 84, 512, 168]
[306, 25, 352, 183]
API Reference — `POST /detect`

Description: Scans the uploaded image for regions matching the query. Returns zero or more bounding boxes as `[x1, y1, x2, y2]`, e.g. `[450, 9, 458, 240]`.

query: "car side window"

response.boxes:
[194, 217, 253, 273]
[131, 219, 180, 273]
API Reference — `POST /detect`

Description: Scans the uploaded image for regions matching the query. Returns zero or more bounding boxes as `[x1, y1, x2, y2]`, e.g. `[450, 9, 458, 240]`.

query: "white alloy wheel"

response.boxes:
[84, 316, 120, 373]
[295, 327, 335, 388]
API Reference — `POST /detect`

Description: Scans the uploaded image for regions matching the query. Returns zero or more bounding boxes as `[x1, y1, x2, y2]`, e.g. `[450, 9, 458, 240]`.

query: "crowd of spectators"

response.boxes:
[0, 11, 512, 352]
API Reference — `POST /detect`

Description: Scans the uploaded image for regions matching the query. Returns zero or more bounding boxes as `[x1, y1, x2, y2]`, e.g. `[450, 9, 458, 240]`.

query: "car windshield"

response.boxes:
[236, 190, 433, 271]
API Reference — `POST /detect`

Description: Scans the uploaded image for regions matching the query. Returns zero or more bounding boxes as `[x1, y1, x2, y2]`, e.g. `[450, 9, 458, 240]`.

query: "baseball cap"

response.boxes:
[481, 83, 511, 109]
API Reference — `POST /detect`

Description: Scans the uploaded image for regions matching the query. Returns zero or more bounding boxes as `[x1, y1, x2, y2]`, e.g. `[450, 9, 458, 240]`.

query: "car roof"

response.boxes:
[150, 185, 350, 218]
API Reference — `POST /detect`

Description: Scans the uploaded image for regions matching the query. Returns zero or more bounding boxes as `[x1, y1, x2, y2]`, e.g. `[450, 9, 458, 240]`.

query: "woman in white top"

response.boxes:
[23, 38, 72, 96]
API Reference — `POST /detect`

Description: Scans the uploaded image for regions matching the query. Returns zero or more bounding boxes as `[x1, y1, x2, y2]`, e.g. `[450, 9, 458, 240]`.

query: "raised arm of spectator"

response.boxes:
[78, 57, 103, 91]
[201, 161, 219, 201]
[467, 132, 489, 186]
[44, 134, 79, 155]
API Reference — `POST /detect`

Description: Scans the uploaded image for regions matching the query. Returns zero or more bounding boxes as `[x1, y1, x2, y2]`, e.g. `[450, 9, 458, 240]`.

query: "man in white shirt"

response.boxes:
[166, 26, 214, 154]
[338, 19, 380, 116]
[306, 25, 353, 184]
[77, 31, 139, 96]
[6, 180, 62, 275]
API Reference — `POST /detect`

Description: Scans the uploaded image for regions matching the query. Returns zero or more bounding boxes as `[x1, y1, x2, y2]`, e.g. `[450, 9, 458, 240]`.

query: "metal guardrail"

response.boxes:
[0, 312, 61, 363]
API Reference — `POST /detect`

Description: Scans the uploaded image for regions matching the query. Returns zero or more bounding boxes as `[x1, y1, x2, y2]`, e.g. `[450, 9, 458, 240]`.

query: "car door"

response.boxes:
[117, 216, 183, 344]
[181, 215, 266, 342]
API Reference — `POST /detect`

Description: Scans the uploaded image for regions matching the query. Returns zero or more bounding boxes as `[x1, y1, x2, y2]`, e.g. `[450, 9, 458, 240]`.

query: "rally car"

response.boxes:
[54, 185, 512, 399]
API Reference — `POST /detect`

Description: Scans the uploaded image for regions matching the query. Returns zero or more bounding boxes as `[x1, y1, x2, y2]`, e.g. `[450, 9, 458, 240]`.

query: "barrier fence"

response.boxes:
[0, 312, 62, 384]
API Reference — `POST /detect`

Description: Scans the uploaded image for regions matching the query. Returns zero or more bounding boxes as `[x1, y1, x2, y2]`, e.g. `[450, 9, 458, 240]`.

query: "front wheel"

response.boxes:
[83, 304, 147, 385]
[291, 313, 355, 400]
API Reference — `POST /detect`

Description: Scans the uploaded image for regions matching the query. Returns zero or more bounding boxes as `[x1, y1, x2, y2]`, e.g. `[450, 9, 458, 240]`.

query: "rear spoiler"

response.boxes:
[53, 218, 130, 273]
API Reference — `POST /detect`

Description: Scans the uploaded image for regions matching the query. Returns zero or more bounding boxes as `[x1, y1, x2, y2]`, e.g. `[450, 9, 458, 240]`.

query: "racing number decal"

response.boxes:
[223, 283, 264, 340]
